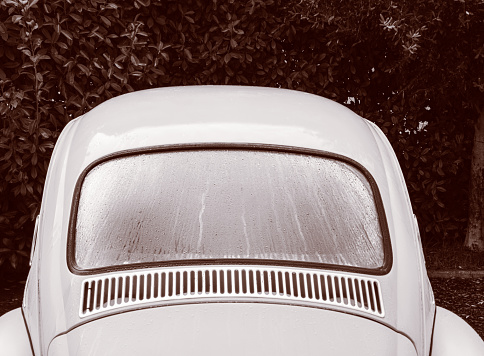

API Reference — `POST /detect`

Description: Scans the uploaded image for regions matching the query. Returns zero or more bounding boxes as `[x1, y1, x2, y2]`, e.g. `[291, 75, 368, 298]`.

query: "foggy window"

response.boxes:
[74, 149, 385, 270]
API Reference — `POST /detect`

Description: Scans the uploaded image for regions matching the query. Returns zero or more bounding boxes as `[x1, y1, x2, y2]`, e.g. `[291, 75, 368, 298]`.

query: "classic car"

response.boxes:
[0, 86, 482, 355]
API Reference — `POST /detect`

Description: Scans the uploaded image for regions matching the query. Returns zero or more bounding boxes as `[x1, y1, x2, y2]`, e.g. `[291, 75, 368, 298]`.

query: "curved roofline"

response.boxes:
[63, 86, 387, 182]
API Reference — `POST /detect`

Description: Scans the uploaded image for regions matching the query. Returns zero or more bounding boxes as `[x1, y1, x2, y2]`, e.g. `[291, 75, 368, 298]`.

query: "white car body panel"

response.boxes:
[431, 306, 484, 355]
[0, 86, 480, 355]
[35, 86, 431, 354]
[48, 303, 416, 356]
[0, 308, 33, 356]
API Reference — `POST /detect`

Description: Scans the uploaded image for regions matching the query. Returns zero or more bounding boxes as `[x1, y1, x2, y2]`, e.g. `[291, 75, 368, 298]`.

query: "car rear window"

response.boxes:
[73, 149, 386, 271]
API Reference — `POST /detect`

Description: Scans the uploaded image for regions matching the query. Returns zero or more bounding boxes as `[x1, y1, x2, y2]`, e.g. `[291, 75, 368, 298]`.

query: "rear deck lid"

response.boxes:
[49, 303, 416, 356]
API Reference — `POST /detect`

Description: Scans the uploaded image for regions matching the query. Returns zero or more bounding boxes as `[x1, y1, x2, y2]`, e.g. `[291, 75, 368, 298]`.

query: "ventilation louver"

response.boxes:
[79, 266, 384, 318]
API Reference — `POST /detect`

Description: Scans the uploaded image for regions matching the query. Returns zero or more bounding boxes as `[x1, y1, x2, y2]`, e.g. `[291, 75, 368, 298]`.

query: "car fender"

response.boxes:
[0, 308, 33, 356]
[431, 306, 484, 355]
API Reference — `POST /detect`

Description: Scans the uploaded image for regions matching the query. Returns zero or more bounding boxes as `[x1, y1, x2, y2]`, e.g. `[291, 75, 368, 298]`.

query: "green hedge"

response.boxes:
[0, 0, 481, 276]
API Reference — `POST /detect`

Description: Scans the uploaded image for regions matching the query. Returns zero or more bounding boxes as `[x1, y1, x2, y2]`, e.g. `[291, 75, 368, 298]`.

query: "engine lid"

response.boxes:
[48, 302, 416, 356]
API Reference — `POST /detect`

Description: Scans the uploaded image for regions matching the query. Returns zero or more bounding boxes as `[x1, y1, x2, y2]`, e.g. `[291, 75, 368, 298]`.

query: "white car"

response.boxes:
[1, 86, 482, 355]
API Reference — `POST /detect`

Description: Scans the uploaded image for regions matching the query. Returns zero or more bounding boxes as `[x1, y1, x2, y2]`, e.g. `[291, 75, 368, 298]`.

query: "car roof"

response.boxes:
[61, 86, 387, 182]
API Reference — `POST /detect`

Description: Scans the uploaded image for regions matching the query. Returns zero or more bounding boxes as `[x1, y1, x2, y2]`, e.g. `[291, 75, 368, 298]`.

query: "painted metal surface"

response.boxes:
[431, 307, 484, 355]
[0, 86, 480, 355]
[0, 308, 33, 356]
[48, 303, 416, 356]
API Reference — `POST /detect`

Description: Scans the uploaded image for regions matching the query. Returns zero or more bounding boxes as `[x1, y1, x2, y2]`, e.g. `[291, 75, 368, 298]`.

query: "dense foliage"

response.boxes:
[0, 0, 482, 275]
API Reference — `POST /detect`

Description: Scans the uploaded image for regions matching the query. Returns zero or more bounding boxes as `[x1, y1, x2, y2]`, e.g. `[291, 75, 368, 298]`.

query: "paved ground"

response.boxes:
[1, 277, 483, 340]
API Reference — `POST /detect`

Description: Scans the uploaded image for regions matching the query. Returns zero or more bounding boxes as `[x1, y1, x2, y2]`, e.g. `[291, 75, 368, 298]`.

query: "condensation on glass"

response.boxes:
[75, 150, 385, 270]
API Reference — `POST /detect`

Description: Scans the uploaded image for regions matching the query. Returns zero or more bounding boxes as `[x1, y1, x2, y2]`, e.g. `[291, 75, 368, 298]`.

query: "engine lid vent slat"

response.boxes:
[80, 266, 385, 318]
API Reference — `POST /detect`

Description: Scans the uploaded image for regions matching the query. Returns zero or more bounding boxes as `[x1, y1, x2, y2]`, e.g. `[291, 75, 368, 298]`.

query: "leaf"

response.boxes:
[224, 53, 233, 64]
[2, 238, 14, 249]
[38, 128, 51, 138]
[61, 30, 73, 42]
[22, 48, 33, 57]
[77, 63, 90, 75]
[111, 83, 122, 92]
[70, 13, 83, 23]
[72, 81, 83, 95]
[135, 0, 150, 7]
[12, 15, 23, 24]
[151, 67, 165, 75]
[9, 253, 18, 269]
[0, 22, 8, 41]
[100, 16, 111, 27]
[183, 48, 192, 61]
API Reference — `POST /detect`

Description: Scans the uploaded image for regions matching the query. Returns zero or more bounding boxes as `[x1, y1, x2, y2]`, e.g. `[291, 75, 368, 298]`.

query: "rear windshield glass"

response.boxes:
[74, 149, 385, 270]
